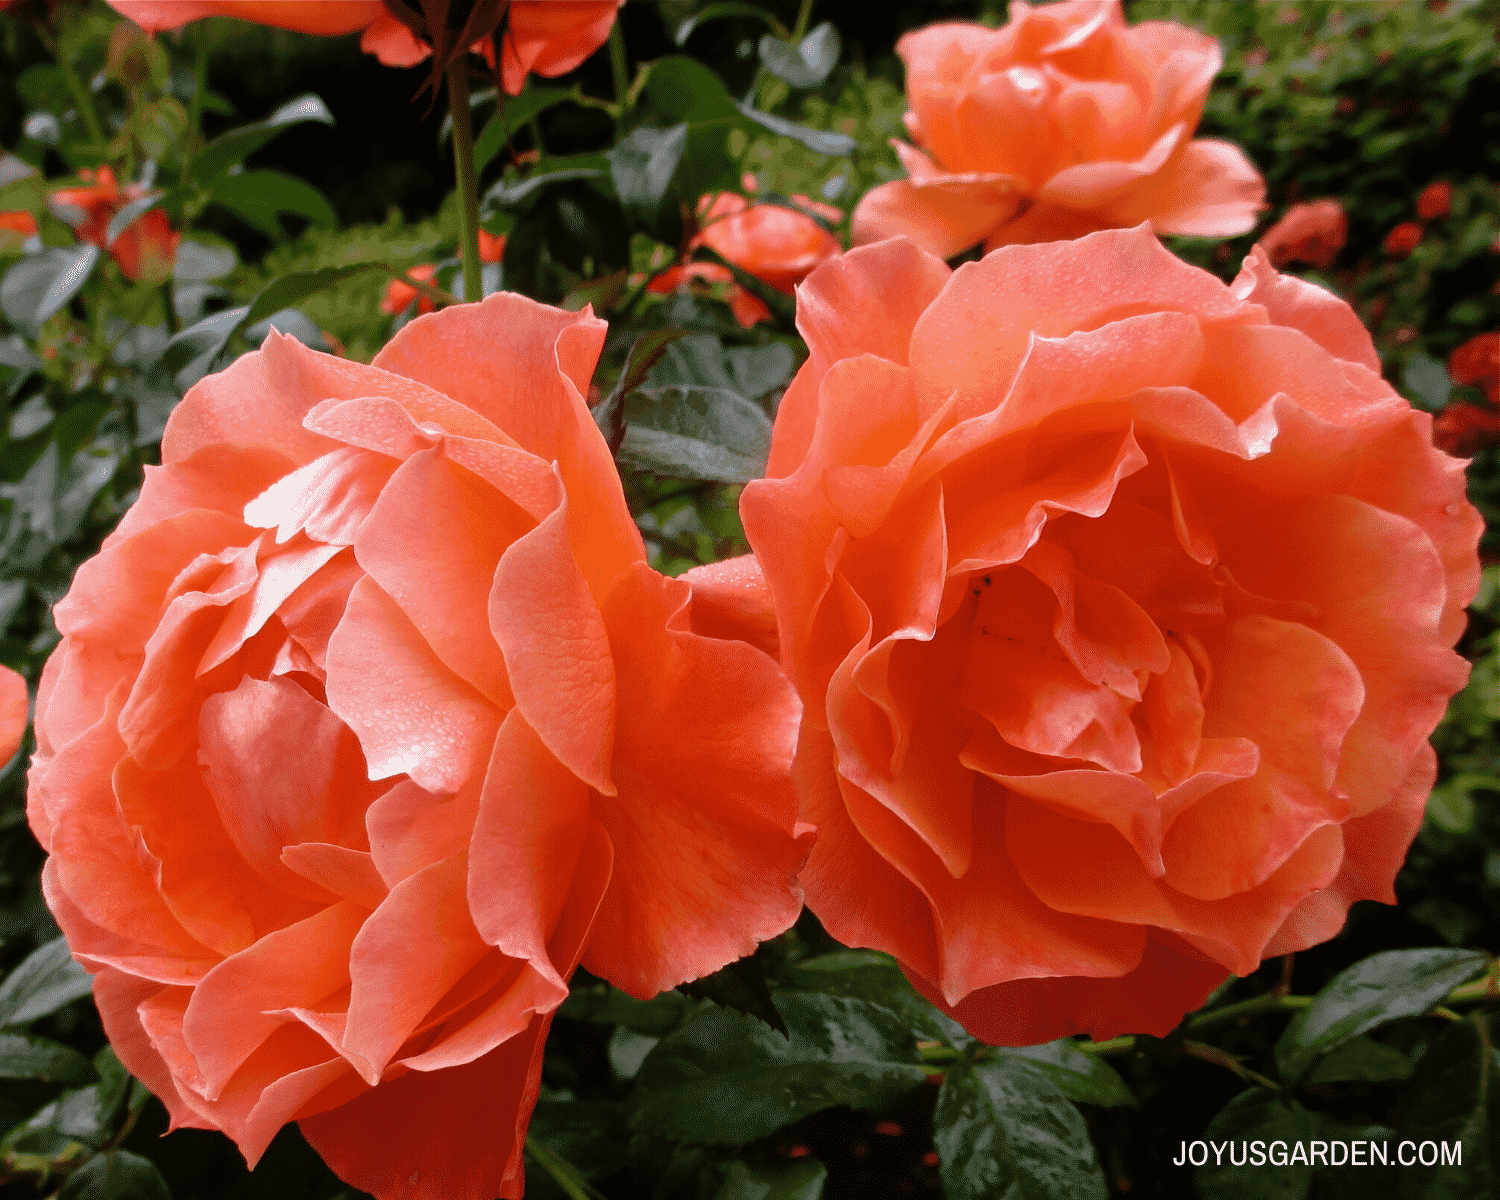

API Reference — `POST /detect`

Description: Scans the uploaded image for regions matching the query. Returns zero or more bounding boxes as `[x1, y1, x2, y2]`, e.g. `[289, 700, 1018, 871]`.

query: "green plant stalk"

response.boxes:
[445, 59, 483, 303]
[525, 1137, 600, 1200]
[792, 0, 816, 40]
[181, 29, 211, 185]
[60, 57, 106, 150]
[608, 22, 629, 111]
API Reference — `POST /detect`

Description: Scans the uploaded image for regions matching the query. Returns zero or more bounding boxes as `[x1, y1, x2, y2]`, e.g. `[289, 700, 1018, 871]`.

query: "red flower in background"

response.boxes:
[49, 166, 179, 282]
[0, 665, 26, 767]
[1433, 403, 1500, 457]
[1383, 222, 1423, 257]
[1257, 200, 1347, 269]
[1417, 181, 1452, 221]
[693, 193, 843, 295]
[106, 1, 622, 95]
[1449, 331, 1499, 403]
[0, 210, 38, 253]
[646, 262, 772, 329]
[380, 232, 505, 316]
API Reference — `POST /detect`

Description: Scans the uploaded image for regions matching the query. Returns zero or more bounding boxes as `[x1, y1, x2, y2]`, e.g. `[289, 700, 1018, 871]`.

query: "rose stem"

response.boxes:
[446, 56, 483, 303]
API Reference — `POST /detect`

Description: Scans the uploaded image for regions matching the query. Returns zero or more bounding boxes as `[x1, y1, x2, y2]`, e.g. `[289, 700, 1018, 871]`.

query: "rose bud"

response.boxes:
[1383, 221, 1424, 257]
[1416, 181, 1452, 221]
[29, 294, 808, 1199]
[693, 193, 843, 296]
[852, 0, 1265, 256]
[1258, 199, 1347, 269]
[700, 226, 1480, 1045]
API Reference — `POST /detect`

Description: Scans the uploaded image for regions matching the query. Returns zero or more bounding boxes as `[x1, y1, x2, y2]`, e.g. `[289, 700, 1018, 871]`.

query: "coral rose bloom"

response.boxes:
[1258, 199, 1347, 270]
[50, 166, 179, 283]
[853, 0, 1264, 257]
[723, 227, 1480, 1045]
[694, 193, 843, 295]
[0, 665, 26, 766]
[28, 296, 807, 1199]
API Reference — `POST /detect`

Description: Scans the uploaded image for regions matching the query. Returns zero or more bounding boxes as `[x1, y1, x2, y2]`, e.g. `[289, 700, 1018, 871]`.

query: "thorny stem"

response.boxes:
[445, 58, 483, 303]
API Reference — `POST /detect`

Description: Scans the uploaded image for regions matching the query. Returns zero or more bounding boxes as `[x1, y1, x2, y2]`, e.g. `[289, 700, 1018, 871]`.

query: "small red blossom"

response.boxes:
[1449, 332, 1500, 403]
[1258, 199, 1347, 269]
[1433, 402, 1500, 457]
[381, 264, 440, 316]
[1383, 222, 1423, 257]
[645, 262, 773, 328]
[49, 167, 179, 282]
[1417, 181, 1452, 220]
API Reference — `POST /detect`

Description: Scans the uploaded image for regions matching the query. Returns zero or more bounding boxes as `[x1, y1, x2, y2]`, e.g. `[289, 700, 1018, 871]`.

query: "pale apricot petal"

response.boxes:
[680, 554, 780, 661]
[467, 708, 597, 987]
[281, 844, 388, 911]
[490, 498, 615, 793]
[0, 666, 26, 765]
[325, 577, 500, 794]
[199, 677, 378, 896]
[372, 295, 641, 598]
[1009, 805, 1344, 975]
[1107, 138, 1264, 236]
[1193, 323, 1396, 425]
[584, 566, 807, 998]
[91, 973, 215, 1138]
[502, 1, 621, 95]
[343, 855, 506, 1083]
[360, 11, 429, 67]
[198, 539, 343, 676]
[225, 1057, 363, 1166]
[794, 727, 944, 985]
[852, 175, 1023, 261]
[772, 238, 950, 479]
[908, 227, 1241, 414]
[908, 934, 1226, 1045]
[365, 779, 480, 890]
[303, 388, 519, 453]
[357, 447, 528, 707]
[1230, 244, 1379, 372]
[107, 0, 384, 35]
[1135, 29, 1221, 133]
[110, 446, 293, 547]
[182, 901, 366, 1101]
[1039, 123, 1184, 210]
[243, 448, 398, 548]
[301, 1015, 550, 1200]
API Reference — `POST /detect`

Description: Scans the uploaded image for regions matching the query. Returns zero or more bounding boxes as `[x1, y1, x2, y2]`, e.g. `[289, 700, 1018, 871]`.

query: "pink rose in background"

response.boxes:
[853, 0, 1265, 257]
[1258, 200, 1348, 270]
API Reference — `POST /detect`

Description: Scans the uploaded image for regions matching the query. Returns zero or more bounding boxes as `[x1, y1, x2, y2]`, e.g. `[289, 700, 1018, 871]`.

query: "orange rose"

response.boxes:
[380, 263, 440, 316]
[712, 227, 1480, 1045]
[1416, 180, 1452, 221]
[1449, 331, 1499, 404]
[1258, 199, 1347, 269]
[29, 295, 808, 1199]
[1383, 221, 1423, 257]
[852, 0, 1265, 256]
[49, 166, 179, 282]
[0, 665, 26, 766]
[646, 262, 773, 328]
[107, 1, 622, 94]
[1433, 401, 1500, 457]
[693, 193, 843, 295]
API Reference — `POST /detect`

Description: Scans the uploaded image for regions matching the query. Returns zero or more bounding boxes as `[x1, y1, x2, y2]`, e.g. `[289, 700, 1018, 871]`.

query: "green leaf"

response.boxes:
[483, 159, 610, 211]
[559, 981, 694, 1037]
[1403, 351, 1453, 411]
[241, 263, 380, 330]
[172, 236, 237, 282]
[210, 169, 338, 235]
[1275, 949, 1488, 1083]
[758, 24, 842, 90]
[678, 955, 788, 1037]
[643, 57, 740, 125]
[1305, 1035, 1413, 1084]
[0, 936, 94, 1027]
[629, 993, 927, 1145]
[474, 89, 572, 175]
[0, 244, 99, 334]
[1388, 1018, 1498, 1197]
[1193, 1088, 1318, 1200]
[714, 1158, 826, 1200]
[675, 3, 785, 47]
[1000, 1040, 1136, 1108]
[609, 1027, 659, 1081]
[619, 384, 772, 482]
[0, 1032, 95, 1083]
[58, 1150, 171, 1200]
[608, 124, 689, 231]
[735, 103, 856, 156]
[780, 949, 972, 1046]
[104, 190, 165, 248]
[593, 329, 690, 453]
[934, 1055, 1108, 1200]
[192, 93, 335, 185]
[529, 1099, 629, 1184]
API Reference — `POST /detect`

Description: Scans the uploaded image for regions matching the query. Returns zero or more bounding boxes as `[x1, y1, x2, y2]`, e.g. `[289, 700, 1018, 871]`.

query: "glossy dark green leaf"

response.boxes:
[1389, 1018, 1499, 1198]
[483, 160, 610, 210]
[735, 103, 855, 156]
[678, 955, 787, 1037]
[1402, 351, 1452, 411]
[608, 124, 689, 230]
[104, 190, 165, 248]
[618, 384, 772, 482]
[0, 1032, 94, 1083]
[758, 23, 842, 89]
[241, 263, 380, 330]
[593, 329, 690, 453]
[1276, 949, 1488, 1083]
[675, 2, 785, 46]
[192, 93, 335, 185]
[0, 936, 94, 1027]
[529, 1099, 629, 1183]
[474, 89, 572, 174]
[560, 981, 694, 1036]
[714, 1158, 826, 1200]
[58, 1150, 171, 1200]
[629, 993, 927, 1145]
[780, 949, 972, 1046]
[935, 1055, 1107, 1200]
[172, 237, 237, 283]
[1193, 1088, 1318, 1200]
[1, 244, 99, 334]
[1306, 1035, 1413, 1084]
[1001, 1040, 1136, 1108]
[643, 57, 740, 125]
[211, 169, 337, 236]
[1307, 1116, 1399, 1200]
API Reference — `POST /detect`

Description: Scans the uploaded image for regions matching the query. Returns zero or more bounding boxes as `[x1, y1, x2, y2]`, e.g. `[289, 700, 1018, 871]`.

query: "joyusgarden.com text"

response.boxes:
[1174, 1139, 1464, 1168]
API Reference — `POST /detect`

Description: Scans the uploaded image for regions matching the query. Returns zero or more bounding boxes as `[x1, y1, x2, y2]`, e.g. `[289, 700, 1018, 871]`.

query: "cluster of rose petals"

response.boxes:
[29, 295, 807, 1200]
[107, 0, 622, 95]
[49, 167, 179, 283]
[693, 193, 843, 296]
[1258, 200, 1347, 270]
[714, 226, 1480, 1046]
[852, 0, 1264, 257]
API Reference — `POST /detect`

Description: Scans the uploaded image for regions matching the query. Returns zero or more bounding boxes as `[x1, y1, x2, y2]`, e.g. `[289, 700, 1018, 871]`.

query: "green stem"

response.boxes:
[791, 0, 816, 40]
[525, 1138, 601, 1200]
[181, 30, 210, 184]
[60, 56, 106, 150]
[445, 59, 483, 303]
[607, 22, 629, 112]
[1185, 992, 1313, 1035]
